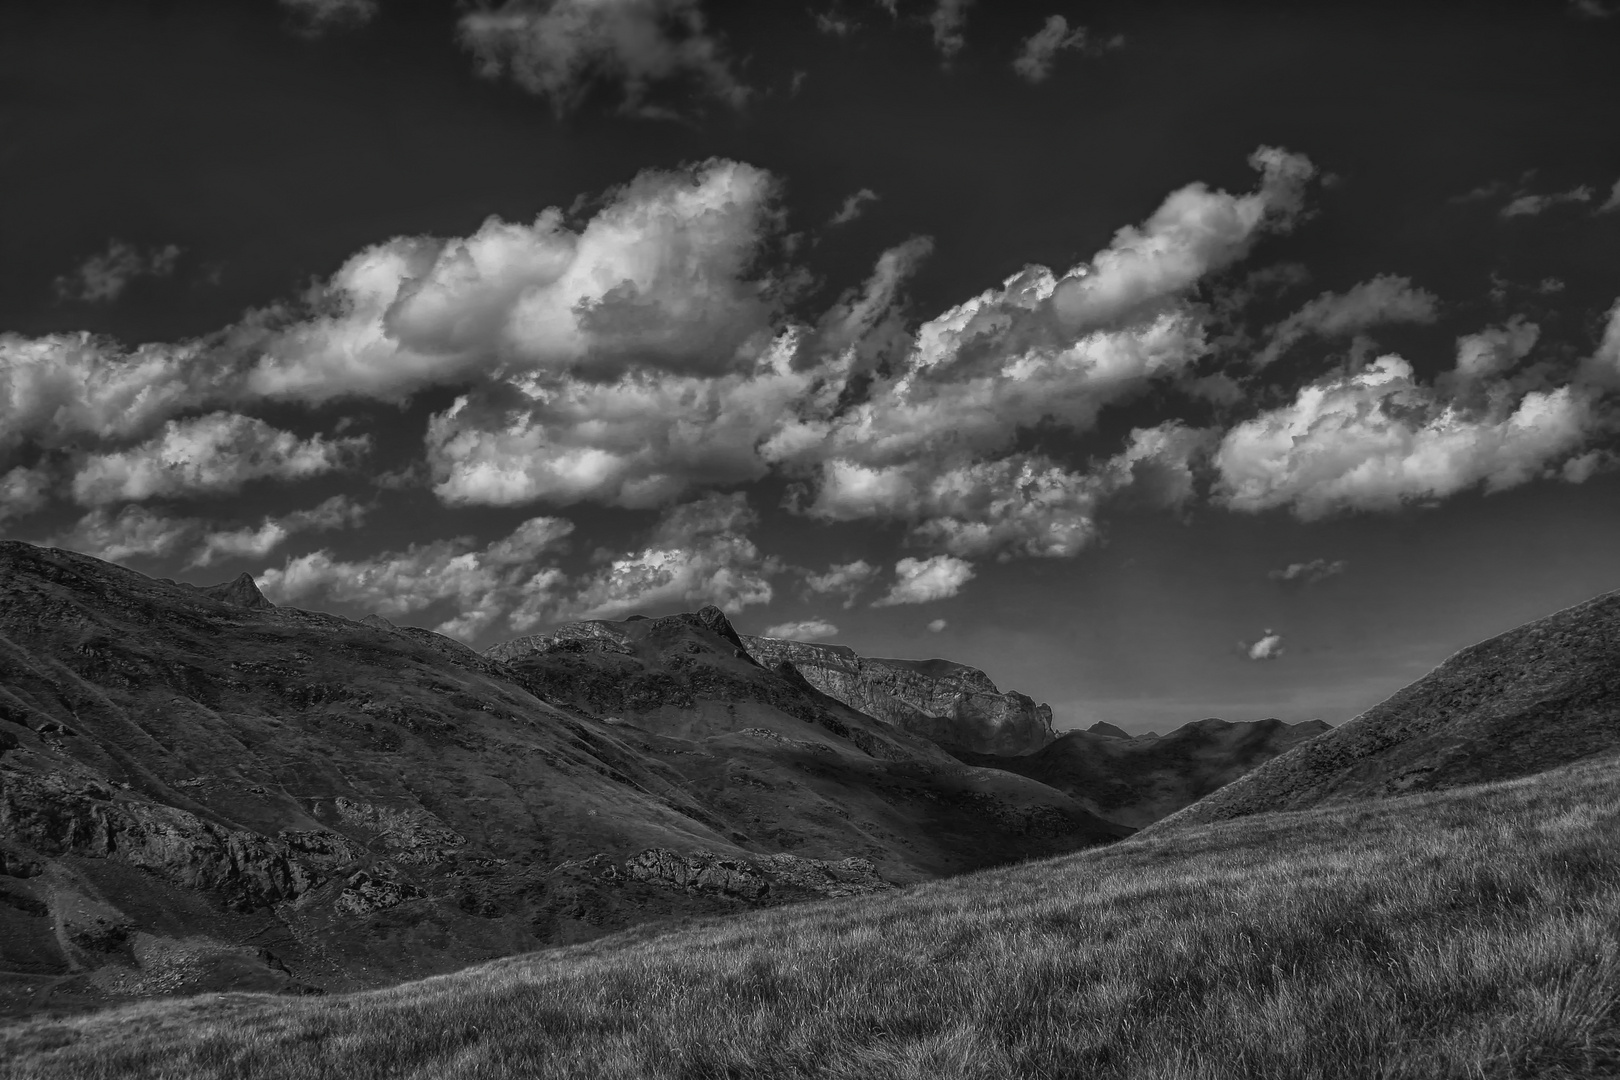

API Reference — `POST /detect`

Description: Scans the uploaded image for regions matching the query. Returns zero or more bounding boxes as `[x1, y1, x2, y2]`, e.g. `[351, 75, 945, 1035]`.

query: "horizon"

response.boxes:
[3, 0, 1618, 739]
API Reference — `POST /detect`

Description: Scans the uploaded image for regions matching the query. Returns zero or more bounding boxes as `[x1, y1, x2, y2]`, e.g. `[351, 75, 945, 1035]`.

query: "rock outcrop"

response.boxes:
[740, 636, 1056, 756]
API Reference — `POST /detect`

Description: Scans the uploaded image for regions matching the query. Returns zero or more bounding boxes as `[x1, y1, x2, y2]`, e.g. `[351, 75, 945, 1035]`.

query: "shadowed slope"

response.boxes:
[1155, 588, 1620, 834]
[957, 717, 1333, 829]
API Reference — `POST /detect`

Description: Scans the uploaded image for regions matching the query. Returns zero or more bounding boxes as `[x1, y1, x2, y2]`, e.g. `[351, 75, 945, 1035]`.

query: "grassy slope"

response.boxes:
[7, 755, 1620, 1079]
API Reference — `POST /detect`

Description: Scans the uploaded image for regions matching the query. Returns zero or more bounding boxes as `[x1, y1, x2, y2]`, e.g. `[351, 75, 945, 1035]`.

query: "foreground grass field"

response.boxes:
[6, 754, 1620, 1080]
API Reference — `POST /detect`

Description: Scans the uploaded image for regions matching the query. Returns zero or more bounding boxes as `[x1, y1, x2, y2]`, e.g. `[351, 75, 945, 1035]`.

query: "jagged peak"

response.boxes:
[202, 572, 274, 611]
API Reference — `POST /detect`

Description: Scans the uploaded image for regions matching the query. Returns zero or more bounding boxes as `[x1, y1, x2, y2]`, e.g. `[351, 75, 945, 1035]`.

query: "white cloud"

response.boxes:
[1214, 355, 1598, 520]
[0, 465, 51, 526]
[259, 515, 574, 639]
[1012, 16, 1121, 83]
[929, 0, 973, 58]
[1268, 558, 1347, 585]
[458, 0, 747, 118]
[1255, 274, 1439, 366]
[280, 0, 378, 36]
[828, 188, 879, 227]
[803, 559, 879, 607]
[70, 412, 368, 506]
[52, 506, 201, 565]
[1245, 629, 1284, 661]
[250, 159, 786, 404]
[55, 241, 180, 303]
[872, 554, 974, 606]
[1448, 317, 1539, 387]
[562, 492, 776, 620]
[1500, 185, 1593, 218]
[762, 618, 839, 641]
[188, 495, 368, 568]
[927, 617, 947, 632]
[1600, 179, 1620, 214]
[1579, 299, 1620, 387]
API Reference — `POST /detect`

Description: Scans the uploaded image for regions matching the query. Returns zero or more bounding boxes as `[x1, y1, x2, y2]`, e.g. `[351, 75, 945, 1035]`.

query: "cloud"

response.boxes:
[872, 554, 974, 606]
[762, 618, 839, 641]
[69, 412, 368, 506]
[0, 466, 51, 526]
[458, 0, 747, 118]
[929, 0, 974, 58]
[1600, 179, 1620, 214]
[188, 495, 368, 568]
[926, 617, 947, 632]
[1245, 629, 1284, 661]
[259, 515, 574, 639]
[1268, 558, 1347, 585]
[814, 8, 857, 35]
[280, 0, 378, 36]
[1501, 185, 1594, 218]
[803, 559, 879, 606]
[1568, 0, 1619, 18]
[1012, 16, 1122, 83]
[55, 241, 180, 303]
[52, 506, 201, 565]
[1255, 274, 1439, 367]
[1447, 317, 1539, 388]
[1214, 354, 1599, 520]
[828, 188, 879, 227]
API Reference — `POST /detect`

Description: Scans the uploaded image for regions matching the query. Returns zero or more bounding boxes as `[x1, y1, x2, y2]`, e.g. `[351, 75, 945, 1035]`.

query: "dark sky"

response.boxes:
[3, 0, 1619, 733]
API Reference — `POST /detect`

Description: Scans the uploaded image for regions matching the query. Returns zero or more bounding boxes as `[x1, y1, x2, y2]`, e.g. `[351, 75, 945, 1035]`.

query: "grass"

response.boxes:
[6, 754, 1620, 1079]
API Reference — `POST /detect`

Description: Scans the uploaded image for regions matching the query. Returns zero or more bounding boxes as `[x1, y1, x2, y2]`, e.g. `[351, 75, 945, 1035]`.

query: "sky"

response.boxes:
[3, 0, 1619, 735]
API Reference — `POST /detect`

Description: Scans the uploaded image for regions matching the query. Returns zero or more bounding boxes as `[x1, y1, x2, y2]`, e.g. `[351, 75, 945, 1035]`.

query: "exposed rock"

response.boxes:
[334, 869, 424, 917]
[331, 797, 467, 864]
[484, 620, 636, 662]
[623, 849, 769, 899]
[742, 636, 1057, 756]
[752, 853, 894, 897]
[200, 573, 274, 611]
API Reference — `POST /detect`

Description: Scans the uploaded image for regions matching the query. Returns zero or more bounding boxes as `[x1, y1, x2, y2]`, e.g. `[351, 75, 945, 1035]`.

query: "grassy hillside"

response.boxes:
[7, 754, 1619, 1079]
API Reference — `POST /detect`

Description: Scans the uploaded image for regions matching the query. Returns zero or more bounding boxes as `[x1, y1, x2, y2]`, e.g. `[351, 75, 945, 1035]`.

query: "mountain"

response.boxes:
[738, 636, 1056, 755]
[955, 717, 1333, 829]
[1156, 589, 1620, 833]
[0, 541, 1122, 1016]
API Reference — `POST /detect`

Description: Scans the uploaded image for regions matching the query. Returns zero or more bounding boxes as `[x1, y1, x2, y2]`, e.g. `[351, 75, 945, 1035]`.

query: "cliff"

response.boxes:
[739, 636, 1057, 756]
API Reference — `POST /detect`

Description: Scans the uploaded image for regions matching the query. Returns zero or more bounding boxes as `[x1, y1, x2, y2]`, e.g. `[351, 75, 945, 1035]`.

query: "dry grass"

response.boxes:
[6, 755, 1620, 1079]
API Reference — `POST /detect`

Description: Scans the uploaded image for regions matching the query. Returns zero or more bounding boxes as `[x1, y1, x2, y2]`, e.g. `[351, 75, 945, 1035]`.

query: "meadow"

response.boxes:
[5, 752, 1619, 1079]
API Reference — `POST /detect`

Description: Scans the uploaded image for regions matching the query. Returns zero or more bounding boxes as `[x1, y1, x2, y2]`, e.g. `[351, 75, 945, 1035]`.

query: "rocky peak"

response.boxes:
[1087, 722, 1132, 740]
[741, 635, 1057, 756]
[202, 572, 274, 611]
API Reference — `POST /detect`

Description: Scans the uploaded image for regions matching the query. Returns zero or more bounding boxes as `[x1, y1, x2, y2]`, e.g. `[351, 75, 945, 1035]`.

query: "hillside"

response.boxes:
[7, 748, 1618, 1079]
[956, 717, 1333, 829]
[0, 542, 1122, 1017]
[1156, 588, 1620, 833]
[737, 636, 1056, 755]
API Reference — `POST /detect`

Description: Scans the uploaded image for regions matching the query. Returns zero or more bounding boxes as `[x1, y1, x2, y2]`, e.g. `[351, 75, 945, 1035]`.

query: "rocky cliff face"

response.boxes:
[740, 637, 1057, 756]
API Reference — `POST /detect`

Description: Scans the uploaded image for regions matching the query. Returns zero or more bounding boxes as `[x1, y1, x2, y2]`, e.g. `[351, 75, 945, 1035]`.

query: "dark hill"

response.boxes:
[0, 542, 1121, 1016]
[1155, 589, 1620, 833]
[956, 717, 1332, 829]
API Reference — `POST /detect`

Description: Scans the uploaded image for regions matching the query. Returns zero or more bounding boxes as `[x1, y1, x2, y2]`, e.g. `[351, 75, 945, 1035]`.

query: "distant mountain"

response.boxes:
[738, 636, 1056, 755]
[0, 542, 1121, 1016]
[956, 718, 1332, 829]
[1086, 721, 1132, 739]
[1157, 589, 1620, 833]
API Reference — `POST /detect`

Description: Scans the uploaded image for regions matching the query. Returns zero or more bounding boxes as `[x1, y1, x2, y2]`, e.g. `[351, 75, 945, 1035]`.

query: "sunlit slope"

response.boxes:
[8, 753, 1620, 1079]
[1155, 588, 1620, 834]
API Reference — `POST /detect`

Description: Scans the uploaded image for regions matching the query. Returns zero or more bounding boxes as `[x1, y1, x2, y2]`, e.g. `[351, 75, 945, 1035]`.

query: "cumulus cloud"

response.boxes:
[259, 515, 574, 639]
[1255, 275, 1439, 367]
[55, 241, 181, 304]
[828, 188, 879, 227]
[1245, 629, 1284, 661]
[872, 554, 974, 606]
[1012, 16, 1121, 83]
[1501, 185, 1594, 218]
[803, 559, 879, 606]
[562, 492, 775, 620]
[52, 506, 201, 565]
[188, 495, 368, 568]
[1268, 558, 1347, 585]
[929, 0, 974, 58]
[0, 465, 51, 526]
[70, 412, 368, 506]
[458, 0, 747, 118]
[927, 617, 947, 632]
[280, 0, 378, 36]
[762, 618, 839, 641]
[1215, 354, 1598, 520]
[1446, 317, 1540, 389]
[1600, 179, 1620, 214]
